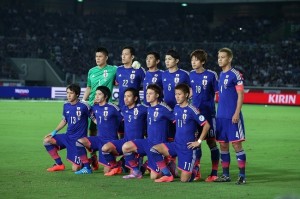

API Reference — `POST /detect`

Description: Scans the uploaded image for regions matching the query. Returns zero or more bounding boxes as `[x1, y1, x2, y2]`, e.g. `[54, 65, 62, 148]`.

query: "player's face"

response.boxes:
[146, 54, 159, 69]
[122, 49, 134, 65]
[191, 56, 204, 70]
[218, 52, 231, 68]
[95, 52, 108, 67]
[175, 89, 188, 105]
[124, 91, 137, 107]
[146, 89, 158, 104]
[94, 90, 106, 105]
[66, 89, 78, 103]
[165, 55, 178, 69]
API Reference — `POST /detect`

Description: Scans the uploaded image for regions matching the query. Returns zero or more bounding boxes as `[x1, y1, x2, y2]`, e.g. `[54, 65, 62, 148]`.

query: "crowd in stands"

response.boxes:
[0, 7, 299, 87]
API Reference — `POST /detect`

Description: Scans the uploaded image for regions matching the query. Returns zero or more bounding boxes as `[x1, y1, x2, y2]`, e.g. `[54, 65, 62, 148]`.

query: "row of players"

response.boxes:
[43, 47, 246, 184]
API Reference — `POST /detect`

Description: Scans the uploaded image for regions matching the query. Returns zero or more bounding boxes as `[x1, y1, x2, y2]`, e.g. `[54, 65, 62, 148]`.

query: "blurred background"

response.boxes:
[0, 0, 299, 89]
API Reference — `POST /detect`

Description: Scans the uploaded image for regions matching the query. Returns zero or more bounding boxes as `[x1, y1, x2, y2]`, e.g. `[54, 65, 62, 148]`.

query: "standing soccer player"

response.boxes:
[162, 49, 190, 109]
[189, 49, 220, 182]
[214, 48, 247, 185]
[43, 84, 89, 172]
[150, 83, 210, 183]
[122, 84, 174, 179]
[82, 47, 117, 170]
[143, 51, 163, 105]
[101, 87, 147, 176]
[116, 46, 146, 109]
[75, 86, 122, 175]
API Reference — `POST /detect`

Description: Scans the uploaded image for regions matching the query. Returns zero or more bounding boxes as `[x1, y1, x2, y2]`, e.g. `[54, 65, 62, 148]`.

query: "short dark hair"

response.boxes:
[166, 49, 180, 60]
[122, 46, 135, 56]
[96, 47, 108, 56]
[190, 49, 207, 63]
[147, 51, 160, 60]
[147, 84, 163, 100]
[66, 84, 81, 97]
[175, 83, 190, 98]
[124, 87, 140, 105]
[96, 86, 111, 102]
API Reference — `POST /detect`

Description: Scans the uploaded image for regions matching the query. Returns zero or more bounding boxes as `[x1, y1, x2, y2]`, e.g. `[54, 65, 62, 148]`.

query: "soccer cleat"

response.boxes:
[47, 164, 65, 172]
[154, 175, 174, 183]
[235, 176, 246, 185]
[214, 175, 231, 182]
[123, 170, 143, 179]
[90, 154, 99, 171]
[205, 175, 218, 182]
[167, 161, 179, 178]
[74, 167, 92, 174]
[104, 167, 122, 176]
[194, 171, 201, 181]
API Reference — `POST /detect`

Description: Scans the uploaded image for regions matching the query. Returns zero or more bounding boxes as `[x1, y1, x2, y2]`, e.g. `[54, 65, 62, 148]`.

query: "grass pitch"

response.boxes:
[0, 100, 299, 199]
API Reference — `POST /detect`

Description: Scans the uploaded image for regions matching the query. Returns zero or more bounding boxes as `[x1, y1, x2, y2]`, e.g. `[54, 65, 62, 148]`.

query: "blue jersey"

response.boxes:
[217, 68, 244, 119]
[91, 102, 122, 140]
[116, 66, 146, 108]
[190, 69, 218, 117]
[63, 101, 89, 140]
[162, 69, 190, 109]
[147, 102, 174, 145]
[143, 70, 163, 105]
[122, 104, 148, 140]
[174, 104, 207, 149]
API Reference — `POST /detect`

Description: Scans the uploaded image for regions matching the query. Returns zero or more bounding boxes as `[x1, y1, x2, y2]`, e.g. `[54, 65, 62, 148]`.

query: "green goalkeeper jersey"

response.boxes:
[86, 65, 117, 105]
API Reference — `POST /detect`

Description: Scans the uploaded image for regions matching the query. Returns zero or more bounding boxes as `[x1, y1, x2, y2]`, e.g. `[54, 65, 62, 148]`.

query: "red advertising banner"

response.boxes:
[243, 93, 300, 106]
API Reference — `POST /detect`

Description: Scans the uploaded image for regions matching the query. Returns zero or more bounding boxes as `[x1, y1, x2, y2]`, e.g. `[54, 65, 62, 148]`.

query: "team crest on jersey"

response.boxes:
[202, 79, 207, 89]
[134, 108, 139, 119]
[153, 108, 159, 121]
[152, 77, 157, 83]
[103, 70, 108, 78]
[130, 74, 135, 83]
[76, 107, 81, 120]
[224, 79, 228, 89]
[182, 111, 187, 124]
[174, 77, 179, 84]
[103, 110, 108, 120]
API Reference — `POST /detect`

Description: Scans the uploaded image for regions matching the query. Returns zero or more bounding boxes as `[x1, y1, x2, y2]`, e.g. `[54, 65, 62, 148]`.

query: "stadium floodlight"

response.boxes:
[77, 0, 83, 2]
[181, 3, 188, 7]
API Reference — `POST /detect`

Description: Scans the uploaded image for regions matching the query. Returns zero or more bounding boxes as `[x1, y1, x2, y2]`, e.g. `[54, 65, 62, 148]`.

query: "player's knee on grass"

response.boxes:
[150, 171, 162, 180]
[72, 164, 81, 171]
[180, 172, 192, 182]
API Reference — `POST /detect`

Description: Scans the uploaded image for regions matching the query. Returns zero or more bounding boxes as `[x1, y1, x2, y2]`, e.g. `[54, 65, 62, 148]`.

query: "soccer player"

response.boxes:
[101, 87, 147, 176]
[162, 49, 190, 109]
[214, 48, 247, 185]
[116, 46, 146, 109]
[150, 83, 210, 183]
[162, 49, 190, 174]
[74, 86, 122, 175]
[82, 47, 117, 170]
[189, 49, 220, 182]
[122, 84, 174, 179]
[143, 51, 163, 106]
[43, 84, 90, 172]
